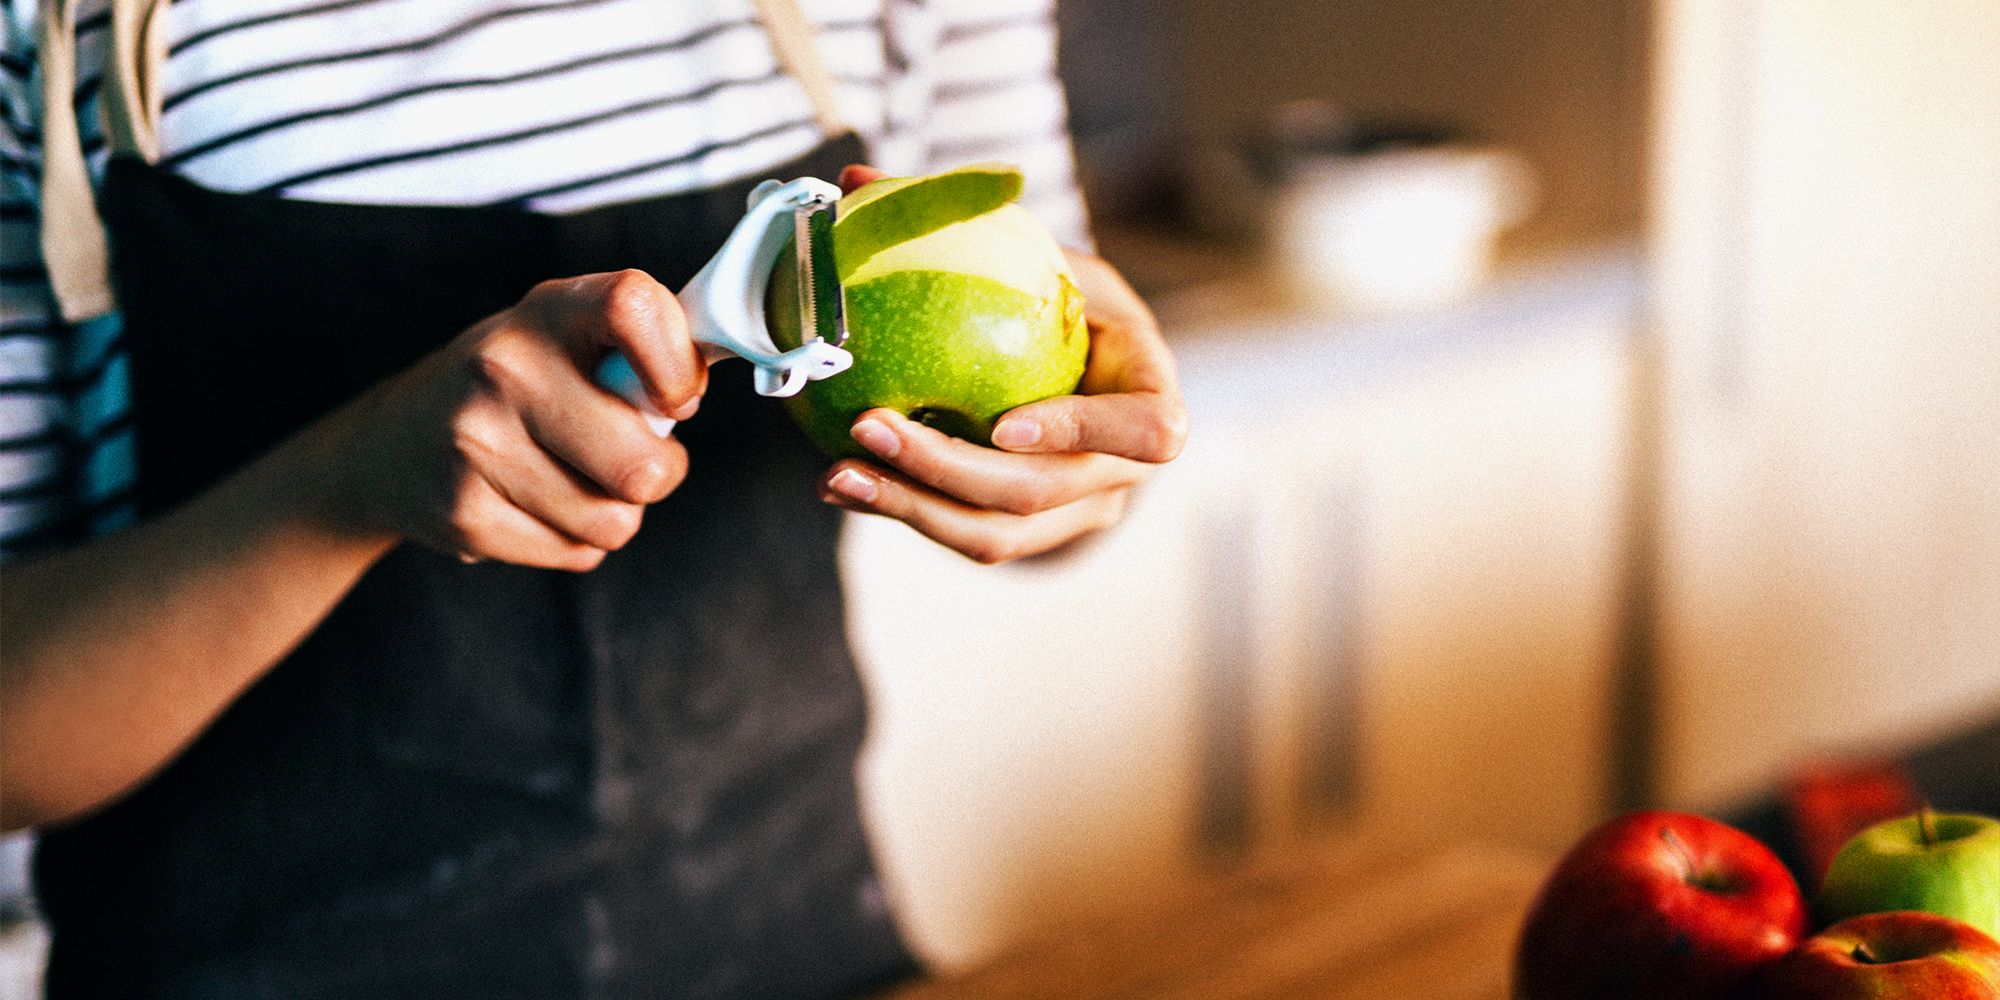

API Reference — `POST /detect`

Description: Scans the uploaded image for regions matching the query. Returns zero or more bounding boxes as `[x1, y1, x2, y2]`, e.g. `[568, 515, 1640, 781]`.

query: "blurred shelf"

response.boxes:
[1091, 219, 1265, 303]
[1150, 239, 1645, 423]
[1094, 218, 1645, 358]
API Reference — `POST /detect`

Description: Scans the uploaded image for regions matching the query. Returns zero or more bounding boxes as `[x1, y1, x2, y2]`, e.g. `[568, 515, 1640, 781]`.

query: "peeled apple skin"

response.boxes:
[769, 186, 1089, 459]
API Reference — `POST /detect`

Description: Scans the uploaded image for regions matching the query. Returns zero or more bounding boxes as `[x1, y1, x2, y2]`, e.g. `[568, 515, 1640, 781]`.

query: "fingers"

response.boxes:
[992, 390, 1188, 464]
[520, 364, 688, 505]
[839, 164, 887, 194]
[445, 388, 672, 552]
[529, 270, 705, 420]
[819, 461, 1130, 565]
[460, 321, 686, 505]
[441, 468, 611, 573]
[847, 408, 1147, 515]
[477, 412, 676, 553]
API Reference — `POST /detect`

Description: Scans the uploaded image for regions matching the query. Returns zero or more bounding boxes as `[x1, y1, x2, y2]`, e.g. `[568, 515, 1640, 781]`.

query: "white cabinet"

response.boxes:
[847, 254, 1640, 968]
[1649, 0, 2000, 811]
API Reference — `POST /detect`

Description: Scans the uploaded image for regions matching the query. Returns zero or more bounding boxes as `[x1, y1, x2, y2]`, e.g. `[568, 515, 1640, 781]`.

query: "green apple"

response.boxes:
[770, 163, 1089, 457]
[1819, 809, 2000, 940]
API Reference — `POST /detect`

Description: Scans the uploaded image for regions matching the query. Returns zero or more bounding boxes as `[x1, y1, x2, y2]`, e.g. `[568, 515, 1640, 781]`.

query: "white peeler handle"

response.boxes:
[595, 177, 854, 437]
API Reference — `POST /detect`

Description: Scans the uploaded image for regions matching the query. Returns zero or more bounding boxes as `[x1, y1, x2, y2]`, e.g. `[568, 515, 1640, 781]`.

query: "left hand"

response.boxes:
[816, 166, 1188, 564]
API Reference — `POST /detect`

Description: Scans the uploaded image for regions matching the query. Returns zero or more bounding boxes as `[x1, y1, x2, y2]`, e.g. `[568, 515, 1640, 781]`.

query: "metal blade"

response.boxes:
[793, 197, 847, 347]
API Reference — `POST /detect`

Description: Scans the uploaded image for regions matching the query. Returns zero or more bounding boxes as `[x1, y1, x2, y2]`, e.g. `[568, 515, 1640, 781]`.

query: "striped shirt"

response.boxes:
[0, 0, 1090, 559]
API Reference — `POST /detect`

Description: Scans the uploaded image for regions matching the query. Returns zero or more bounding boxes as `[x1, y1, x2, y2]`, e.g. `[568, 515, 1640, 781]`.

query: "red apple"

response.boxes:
[1514, 811, 1807, 1000]
[1759, 911, 2000, 999]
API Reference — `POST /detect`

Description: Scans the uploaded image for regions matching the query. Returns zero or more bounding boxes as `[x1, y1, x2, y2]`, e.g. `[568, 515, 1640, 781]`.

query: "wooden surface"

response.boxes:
[879, 841, 1550, 1000]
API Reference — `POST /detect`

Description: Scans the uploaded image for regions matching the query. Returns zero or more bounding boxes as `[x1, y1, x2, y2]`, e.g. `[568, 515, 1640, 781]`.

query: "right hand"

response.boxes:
[321, 270, 704, 571]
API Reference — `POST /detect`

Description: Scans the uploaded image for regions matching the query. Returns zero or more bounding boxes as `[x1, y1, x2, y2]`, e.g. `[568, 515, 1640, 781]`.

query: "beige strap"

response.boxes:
[35, 0, 163, 322]
[750, 0, 850, 137]
[104, 0, 170, 161]
[36, 0, 112, 321]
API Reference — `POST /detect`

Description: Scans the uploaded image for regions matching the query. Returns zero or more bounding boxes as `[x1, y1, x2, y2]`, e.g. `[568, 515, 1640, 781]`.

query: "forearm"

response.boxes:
[0, 271, 701, 831]
[0, 411, 395, 830]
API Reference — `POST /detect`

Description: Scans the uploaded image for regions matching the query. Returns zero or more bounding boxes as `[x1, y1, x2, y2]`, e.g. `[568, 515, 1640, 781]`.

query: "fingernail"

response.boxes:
[827, 468, 879, 504]
[667, 396, 701, 421]
[851, 418, 900, 459]
[992, 418, 1041, 449]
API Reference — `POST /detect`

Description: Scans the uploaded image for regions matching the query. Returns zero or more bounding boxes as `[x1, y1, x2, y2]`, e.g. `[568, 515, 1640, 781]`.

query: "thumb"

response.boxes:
[838, 164, 886, 195]
[537, 270, 705, 420]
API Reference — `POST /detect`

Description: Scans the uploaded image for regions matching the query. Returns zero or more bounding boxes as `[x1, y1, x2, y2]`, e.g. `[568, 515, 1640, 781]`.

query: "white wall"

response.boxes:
[1650, 0, 2000, 810]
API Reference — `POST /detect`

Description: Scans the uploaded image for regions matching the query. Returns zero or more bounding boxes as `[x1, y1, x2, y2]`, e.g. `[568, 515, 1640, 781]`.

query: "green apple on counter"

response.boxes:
[770, 163, 1089, 457]
[1818, 809, 2000, 940]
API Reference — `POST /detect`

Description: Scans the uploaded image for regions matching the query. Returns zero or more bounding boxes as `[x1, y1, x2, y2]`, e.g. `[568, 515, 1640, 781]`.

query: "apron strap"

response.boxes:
[105, 0, 171, 161]
[37, 0, 843, 322]
[750, 0, 851, 138]
[36, 0, 162, 322]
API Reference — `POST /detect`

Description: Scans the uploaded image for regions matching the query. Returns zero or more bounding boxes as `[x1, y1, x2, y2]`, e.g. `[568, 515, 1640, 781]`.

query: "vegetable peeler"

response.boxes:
[595, 176, 853, 437]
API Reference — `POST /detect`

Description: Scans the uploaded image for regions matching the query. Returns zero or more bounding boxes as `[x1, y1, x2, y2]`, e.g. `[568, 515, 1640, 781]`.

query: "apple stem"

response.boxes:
[1918, 804, 1939, 848]
[1852, 942, 1880, 965]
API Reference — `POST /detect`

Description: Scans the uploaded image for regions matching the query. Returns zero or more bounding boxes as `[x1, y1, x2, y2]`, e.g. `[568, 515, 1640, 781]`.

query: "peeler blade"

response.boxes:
[793, 196, 847, 348]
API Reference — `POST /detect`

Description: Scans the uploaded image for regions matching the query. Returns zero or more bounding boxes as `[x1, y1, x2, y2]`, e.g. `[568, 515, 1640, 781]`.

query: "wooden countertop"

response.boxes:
[880, 841, 1551, 1000]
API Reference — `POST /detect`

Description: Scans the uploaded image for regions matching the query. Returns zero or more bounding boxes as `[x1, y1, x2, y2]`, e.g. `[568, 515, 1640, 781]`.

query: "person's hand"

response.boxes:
[815, 166, 1188, 564]
[322, 270, 703, 570]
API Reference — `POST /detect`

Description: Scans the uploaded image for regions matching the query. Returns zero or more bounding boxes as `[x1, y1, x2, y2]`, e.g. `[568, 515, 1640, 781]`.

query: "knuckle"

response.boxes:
[1000, 475, 1060, 516]
[591, 503, 645, 549]
[617, 461, 665, 504]
[519, 275, 590, 319]
[656, 442, 691, 494]
[966, 536, 1017, 566]
[1142, 403, 1190, 462]
[613, 444, 681, 503]
[601, 269, 670, 329]
[443, 491, 496, 551]
[466, 334, 535, 399]
[1159, 404, 1191, 459]
[1048, 408, 1087, 451]
[522, 277, 566, 306]
[1096, 489, 1132, 530]
[677, 364, 707, 405]
[448, 407, 502, 466]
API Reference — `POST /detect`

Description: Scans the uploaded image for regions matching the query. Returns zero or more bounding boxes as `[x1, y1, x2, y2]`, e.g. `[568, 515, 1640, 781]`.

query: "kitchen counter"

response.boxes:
[878, 839, 1551, 1000]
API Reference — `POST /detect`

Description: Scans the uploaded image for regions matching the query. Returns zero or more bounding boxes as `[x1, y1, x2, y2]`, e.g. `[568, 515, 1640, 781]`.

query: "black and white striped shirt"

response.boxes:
[0, 0, 1089, 558]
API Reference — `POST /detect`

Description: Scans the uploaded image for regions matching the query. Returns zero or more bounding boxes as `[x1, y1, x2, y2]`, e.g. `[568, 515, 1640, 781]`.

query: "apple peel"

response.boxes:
[831, 163, 1024, 280]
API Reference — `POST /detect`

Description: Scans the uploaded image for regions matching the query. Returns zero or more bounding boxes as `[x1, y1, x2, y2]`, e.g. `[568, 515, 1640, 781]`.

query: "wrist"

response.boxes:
[266, 385, 403, 559]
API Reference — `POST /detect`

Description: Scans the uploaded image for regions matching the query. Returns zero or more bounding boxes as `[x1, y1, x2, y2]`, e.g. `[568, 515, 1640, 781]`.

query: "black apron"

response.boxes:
[34, 134, 920, 1000]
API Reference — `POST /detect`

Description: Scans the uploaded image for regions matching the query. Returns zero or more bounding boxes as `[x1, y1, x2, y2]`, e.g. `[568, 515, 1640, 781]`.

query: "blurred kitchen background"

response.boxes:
[5, 0, 1998, 986]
